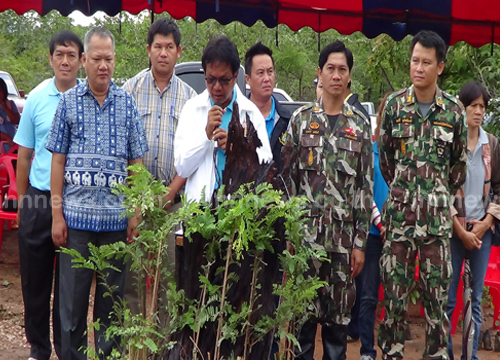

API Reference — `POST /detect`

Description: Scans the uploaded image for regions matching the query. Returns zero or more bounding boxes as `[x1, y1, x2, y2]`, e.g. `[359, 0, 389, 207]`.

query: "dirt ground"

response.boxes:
[1, 227, 500, 360]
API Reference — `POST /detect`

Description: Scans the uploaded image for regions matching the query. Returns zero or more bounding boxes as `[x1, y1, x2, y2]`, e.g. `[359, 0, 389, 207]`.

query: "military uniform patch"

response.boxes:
[310, 122, 320, 129]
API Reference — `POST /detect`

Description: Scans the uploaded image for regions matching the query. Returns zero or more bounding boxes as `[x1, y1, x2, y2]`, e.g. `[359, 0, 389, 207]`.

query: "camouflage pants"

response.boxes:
[307, 252, 356, 325]
[378, 233, 452, 360]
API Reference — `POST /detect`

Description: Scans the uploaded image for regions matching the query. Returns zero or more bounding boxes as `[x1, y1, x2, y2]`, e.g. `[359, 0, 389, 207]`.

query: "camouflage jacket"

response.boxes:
[378, 85, 467, 238]
[281, 100, 373, 253]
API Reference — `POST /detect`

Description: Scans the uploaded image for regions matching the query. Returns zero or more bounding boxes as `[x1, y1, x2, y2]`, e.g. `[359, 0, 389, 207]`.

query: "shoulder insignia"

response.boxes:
[279, 131, 287, 145]
[386, 88, 405, 104]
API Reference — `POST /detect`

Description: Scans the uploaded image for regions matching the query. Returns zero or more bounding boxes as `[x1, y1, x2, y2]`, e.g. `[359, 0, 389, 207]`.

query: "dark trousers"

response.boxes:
[59, 228, 126, 360]
[296, 321, 348, 360]
[18, 186, 60, 360]
[359, 233, 384, 359]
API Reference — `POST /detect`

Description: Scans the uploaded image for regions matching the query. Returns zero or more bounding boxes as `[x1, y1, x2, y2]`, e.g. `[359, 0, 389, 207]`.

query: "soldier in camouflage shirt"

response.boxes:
[378, 30, 467, 360]
[282, 40, 373, 360]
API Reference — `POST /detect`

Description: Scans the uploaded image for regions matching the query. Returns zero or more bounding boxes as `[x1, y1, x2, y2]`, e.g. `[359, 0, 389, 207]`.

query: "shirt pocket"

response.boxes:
[299, 134, 324, 171]
[391, 123, 415, 163]
[335, 136, 361, 177]
[430, 125, 453, 167]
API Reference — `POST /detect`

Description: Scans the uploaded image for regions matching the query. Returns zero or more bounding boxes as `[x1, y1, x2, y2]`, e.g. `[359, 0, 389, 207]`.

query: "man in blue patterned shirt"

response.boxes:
[46, 27, 148, 360]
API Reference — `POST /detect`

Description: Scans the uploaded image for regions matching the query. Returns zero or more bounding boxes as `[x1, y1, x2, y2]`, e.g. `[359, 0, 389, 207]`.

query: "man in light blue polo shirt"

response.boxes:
[14, 30, 83, 360]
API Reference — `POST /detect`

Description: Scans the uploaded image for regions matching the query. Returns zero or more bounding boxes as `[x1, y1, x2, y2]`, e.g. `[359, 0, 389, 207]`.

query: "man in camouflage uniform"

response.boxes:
[281, 40, 373, 360]
[378, 30, 467, 360]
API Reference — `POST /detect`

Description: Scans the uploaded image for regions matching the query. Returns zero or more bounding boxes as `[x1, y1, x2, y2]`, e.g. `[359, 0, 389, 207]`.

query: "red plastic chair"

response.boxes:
[484, 246, 500, 330]
[0, 141, 18, 155]
[0, 154, 18, 258]
[451, 246, 500, 334]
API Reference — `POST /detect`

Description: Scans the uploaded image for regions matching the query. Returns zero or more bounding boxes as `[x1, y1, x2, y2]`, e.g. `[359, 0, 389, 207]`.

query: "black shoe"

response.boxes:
[404, 323, 412, 341]
[484, 329, 493, 351]
[494, 330, 500, 352]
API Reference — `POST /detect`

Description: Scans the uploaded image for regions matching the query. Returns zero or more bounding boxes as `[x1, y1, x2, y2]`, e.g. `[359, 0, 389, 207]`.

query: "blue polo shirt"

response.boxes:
[14, 78, 74, 192]
[213, 88, 237, 188]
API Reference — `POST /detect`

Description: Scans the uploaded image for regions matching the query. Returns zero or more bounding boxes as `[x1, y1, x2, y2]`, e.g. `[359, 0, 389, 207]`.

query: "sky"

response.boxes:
[68, 10, 107, 26]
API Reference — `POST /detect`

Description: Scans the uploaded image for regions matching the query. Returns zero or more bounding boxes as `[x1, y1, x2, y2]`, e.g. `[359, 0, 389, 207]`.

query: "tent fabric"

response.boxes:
[2, 0, 500, 47]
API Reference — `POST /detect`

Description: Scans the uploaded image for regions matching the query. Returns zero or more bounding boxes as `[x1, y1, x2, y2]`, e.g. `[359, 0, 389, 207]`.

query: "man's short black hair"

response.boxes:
[318, 40, 353, 72]
[410, 30, 447, 64]
[202, 36, 240, 75]
[459, 81, 491, 110]
[49, 30, 83, 58]
[147, 18, 181, 47]
[244, 42, 274, 76]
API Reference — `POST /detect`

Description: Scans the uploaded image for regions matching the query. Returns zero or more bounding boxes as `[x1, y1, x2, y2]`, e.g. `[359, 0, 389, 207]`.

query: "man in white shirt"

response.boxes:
[174, 36, 272, 202]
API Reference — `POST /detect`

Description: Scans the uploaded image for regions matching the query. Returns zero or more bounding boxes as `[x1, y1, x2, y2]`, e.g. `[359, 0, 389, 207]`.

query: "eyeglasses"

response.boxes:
[205, 75, 235, 86]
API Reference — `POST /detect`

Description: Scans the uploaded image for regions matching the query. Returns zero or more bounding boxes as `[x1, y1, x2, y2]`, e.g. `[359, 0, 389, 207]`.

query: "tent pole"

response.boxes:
[492, 23, 495, 56]
[318, 14, 321, 52]
[150, 0, 155, 25]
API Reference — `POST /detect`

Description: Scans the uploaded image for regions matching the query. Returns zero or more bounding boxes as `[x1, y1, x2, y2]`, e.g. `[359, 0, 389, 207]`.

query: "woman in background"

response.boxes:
[446, 81, 500, 360]
[0, 77, 20, 147]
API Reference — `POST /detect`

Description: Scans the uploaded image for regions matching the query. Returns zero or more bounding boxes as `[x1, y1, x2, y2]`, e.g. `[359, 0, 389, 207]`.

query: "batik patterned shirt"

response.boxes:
[46, 80, 149, 232]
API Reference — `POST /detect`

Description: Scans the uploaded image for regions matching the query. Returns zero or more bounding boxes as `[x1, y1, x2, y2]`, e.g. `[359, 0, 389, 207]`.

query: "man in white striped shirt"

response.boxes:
[122, 18, 196, 314]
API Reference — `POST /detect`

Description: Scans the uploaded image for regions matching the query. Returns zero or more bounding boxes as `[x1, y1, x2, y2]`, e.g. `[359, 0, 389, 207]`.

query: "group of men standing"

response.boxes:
[14, 15, 468, 360]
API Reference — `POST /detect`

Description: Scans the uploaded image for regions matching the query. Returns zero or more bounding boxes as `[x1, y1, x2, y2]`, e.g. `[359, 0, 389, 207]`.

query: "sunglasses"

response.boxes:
[205, 75, 235, 86]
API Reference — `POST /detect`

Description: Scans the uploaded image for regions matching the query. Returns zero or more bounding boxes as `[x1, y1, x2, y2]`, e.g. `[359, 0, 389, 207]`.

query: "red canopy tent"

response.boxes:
[1, 0, 500, 47]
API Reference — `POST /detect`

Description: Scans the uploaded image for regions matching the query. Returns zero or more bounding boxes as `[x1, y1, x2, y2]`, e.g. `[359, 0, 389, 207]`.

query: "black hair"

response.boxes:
[0, 78, 7, 100]
[410, 30, 447, 64]
[49, 30, 83, 58]
[318, 40, 353, 72]
[244, 42, 274, 75]
[459, 81, 491, 109]
[202, 36, 240, 74]
[147, 18, 181, 47]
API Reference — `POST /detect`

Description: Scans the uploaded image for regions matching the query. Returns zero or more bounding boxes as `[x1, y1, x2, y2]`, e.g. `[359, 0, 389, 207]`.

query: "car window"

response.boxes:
[0, 73, 18, 96]
[273, 92, 288, 102]
[175, 73, 205, 95]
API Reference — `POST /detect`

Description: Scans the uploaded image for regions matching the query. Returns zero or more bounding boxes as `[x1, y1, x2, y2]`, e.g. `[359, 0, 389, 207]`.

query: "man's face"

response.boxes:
[50, 43, 82, 84]
[245, 54, 274, 101]
[410, 42, 444, 93]
[147, 33, 181, 79]
[205, 61, 237, 108]
[317, 52, 351, 100]
[83, 35, 115, 93]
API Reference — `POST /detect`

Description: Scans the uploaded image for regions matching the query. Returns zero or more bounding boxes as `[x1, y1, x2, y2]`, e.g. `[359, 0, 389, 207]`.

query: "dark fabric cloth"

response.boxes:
[59, 228, 126, 360]
[346, 93, 370, 121]
[359, 233, 384, 359]
[296, 321, 348, 360]
[269, 96, 291, 172]
[326, 114, 339, 130]
[18, 185, 61, 360]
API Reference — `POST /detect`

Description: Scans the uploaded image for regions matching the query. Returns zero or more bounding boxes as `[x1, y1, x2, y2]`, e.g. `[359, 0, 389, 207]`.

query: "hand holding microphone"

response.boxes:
[206, 102, 228, 150]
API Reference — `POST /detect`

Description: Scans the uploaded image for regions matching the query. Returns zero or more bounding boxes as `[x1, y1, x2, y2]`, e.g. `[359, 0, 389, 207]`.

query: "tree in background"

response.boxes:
[2, 9, 500, 135]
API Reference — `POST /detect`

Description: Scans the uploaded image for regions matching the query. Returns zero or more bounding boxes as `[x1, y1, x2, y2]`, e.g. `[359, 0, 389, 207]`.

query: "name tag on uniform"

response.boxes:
[303, 129, 325, 136]
[339, 130, 359, 142]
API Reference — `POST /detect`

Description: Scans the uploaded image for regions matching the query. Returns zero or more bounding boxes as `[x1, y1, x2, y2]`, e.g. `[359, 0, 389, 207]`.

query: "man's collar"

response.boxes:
[406, 85, 445, 109]
[149, 69, 174, 93]
[77, 78, 117, 97]
[49, 77, 81, 96]
[210, 85, 237, 111]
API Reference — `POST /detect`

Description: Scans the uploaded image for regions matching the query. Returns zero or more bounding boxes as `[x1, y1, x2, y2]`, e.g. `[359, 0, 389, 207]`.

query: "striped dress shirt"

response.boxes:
[123, 69, 197, 184]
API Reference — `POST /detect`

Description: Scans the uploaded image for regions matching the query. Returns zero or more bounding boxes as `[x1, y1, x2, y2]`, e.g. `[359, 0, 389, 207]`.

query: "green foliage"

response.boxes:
[61, 165, 325, 359]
